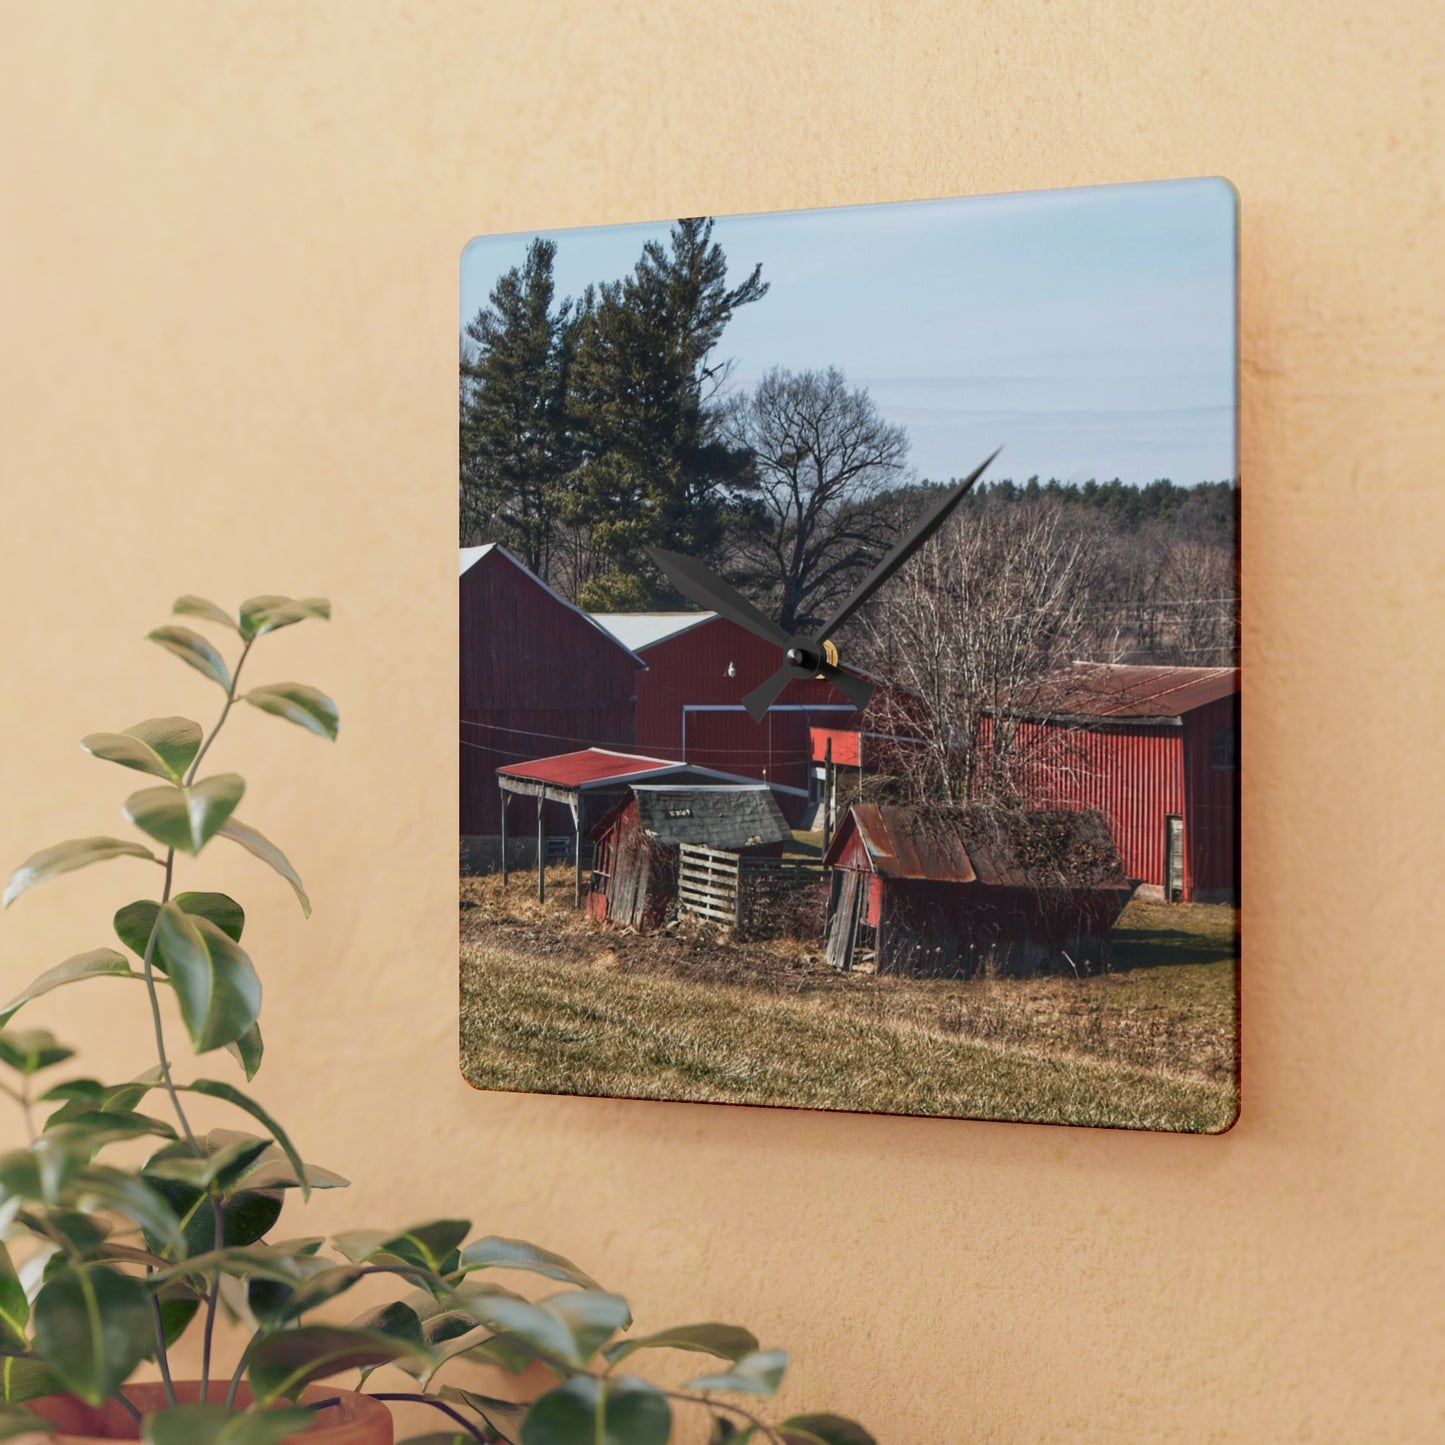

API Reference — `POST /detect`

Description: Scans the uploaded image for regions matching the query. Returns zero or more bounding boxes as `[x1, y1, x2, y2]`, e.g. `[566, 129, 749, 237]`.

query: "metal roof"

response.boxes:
[1005, 662, 1239, 722]
[497, 748, 757, 792]
[589, 611, 718, 652]
[460, 545, 647, 667]
[824, 803, 1128, 889]
[630, 784, 792, 849]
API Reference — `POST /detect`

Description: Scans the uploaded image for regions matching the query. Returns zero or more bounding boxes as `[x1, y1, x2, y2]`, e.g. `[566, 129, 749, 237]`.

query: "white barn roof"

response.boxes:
[589, 612, 717, 652]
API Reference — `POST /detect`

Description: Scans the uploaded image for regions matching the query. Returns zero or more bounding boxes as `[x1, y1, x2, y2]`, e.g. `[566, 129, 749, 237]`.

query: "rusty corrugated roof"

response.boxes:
[1006, 662, 1238, 722]
[827, 803, 1127, 889]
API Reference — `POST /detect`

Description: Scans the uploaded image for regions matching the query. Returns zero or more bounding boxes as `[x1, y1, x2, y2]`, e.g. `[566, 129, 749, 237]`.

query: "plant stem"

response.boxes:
[225, 1333, 259, 1409]
[656, 1390, 787, 1445]
[365, 1393, 491, 1443]
[0, 1081, 35, 1143]
[200, 1193, 225, 1397]
[146, 1268, 178, 1407]
[138, 849, 199, 1155]
[186, 638, 254, 786]
[113, 1392, 144, 1424]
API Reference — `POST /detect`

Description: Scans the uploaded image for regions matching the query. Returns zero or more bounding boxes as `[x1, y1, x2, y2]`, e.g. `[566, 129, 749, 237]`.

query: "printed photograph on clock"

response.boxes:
[458, 179, 1240, 1133]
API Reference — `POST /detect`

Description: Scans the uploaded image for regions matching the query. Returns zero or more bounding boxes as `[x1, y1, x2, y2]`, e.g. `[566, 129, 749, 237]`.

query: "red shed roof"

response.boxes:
[1005, 662, 1238, 723]
[497, 748, 760, 792]
[823, 803, 1128, 889]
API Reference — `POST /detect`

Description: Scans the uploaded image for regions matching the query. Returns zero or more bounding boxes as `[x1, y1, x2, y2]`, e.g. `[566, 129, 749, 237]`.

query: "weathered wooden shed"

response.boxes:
[990, 662, 1239, 902]
[822, 803, 1134, 977]
[588, 783, 792, 932]
[460, 545, 644, 848]
[495, 749, 759, 904]
[587, 611, 863, 825]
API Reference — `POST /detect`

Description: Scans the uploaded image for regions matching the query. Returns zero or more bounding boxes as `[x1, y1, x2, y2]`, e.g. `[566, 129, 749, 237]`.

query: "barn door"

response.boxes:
[825, 870, 865, 971]
[1165, 815, 1185, 902]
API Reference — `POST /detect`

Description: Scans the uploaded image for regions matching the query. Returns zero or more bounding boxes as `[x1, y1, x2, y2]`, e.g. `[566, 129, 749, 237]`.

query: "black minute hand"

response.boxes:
[646, 547, 793, 650]
[811, 447, 1000, 644]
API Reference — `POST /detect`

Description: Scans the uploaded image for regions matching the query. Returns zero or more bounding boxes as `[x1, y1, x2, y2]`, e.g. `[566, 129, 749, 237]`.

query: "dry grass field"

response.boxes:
[459, 871, 1239, 1133]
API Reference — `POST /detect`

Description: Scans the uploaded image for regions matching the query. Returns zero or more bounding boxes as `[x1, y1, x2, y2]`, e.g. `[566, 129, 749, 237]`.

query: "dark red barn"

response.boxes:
[461, 546, 643, 845]
[993, 663, 1240, 902]
[587, 611, 862, 824]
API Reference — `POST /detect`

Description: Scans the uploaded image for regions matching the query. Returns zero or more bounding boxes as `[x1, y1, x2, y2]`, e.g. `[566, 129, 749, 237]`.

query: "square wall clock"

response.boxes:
[458, 179, 1240, 1134]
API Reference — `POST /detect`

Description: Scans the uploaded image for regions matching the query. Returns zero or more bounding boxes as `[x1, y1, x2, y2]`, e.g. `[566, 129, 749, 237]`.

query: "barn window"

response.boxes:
[1211, 727, 1238, 770]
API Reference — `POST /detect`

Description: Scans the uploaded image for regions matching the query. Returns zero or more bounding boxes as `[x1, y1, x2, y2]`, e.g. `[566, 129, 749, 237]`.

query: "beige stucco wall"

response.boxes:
[1, 3, 1440, 1439]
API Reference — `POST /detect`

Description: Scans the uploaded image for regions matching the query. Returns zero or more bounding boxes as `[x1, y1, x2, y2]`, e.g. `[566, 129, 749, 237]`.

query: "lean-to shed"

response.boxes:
[822, 803, 1134, 977]
[589, 783, 792, 932]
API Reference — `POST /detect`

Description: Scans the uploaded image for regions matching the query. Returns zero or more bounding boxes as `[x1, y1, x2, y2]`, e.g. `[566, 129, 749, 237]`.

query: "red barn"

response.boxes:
[461, 546, 644, 846]
[994, 663, 1239, 902]
[588, 611, 862, 825]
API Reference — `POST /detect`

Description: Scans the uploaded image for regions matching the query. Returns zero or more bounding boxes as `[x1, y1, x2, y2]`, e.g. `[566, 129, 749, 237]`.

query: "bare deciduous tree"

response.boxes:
[859, 499, 1106, 805]
[724, 367, 909, 634]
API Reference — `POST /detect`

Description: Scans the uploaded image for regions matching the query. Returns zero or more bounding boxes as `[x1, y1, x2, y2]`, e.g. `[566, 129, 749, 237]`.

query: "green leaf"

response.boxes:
[0, 1245, 28, 1353]
[0, 1404, 53, 1438]
[687, 1349, 788, 1396]
[604, 1322, 759, 1367]
[155, 907, 261, 1053]
[148, 624, 232, 690]
[142, 1401, 316, 1445]
[178, 1080, 310, 1200]
[0, 949, 139, 1028]
[81, 717, 203, 783]
[115, 891, 245, 958]
[225, 1023, 264, 1081]
[0, 1028, 74, 1076]
[143, 1134, 273, 1192]
[217, 817, 310, 917]
[74, 1166, 186, 1256]
[520, 1375, 670, 1445]
[439, 1386, 529, 1438]
[333, 1220, 470, 1275]
[0, 1135, 86, 1204]
[43, 1108, 179, 1160]
[458, 1236, 601, 1290]
[171, 596, 241, 633]
[779, 1415, 878, 1445]
[146, 1180, 280, 1259]
[3, 837, 159, 908]
[33, 1263, 151, 1404]
[467, 1290, 628, 1370]
[544, 1291, 631, 1363]
[396, 1436, 473, 1445]
[248, 1325, 428, 1404]
[244, 684, 339, 742]
[239, 596, 330, 641]
[124, 775, 246, 857]
[41, 1068, 164, 1121]
[0, 1356, 65, 1405]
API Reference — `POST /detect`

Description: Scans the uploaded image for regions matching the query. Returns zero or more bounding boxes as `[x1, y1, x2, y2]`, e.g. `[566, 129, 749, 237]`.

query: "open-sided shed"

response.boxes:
[822, 803, 1134, 977]
[588, 783, 792, 932]
[496, 748, 770, 903]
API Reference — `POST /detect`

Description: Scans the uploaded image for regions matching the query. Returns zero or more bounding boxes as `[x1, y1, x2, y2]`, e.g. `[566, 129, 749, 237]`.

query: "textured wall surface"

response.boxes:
[2, 3, 1442, 1439]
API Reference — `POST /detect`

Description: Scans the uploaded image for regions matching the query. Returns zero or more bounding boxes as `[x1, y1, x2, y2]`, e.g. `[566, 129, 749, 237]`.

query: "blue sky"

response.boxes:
[460, 178, 1237, 487]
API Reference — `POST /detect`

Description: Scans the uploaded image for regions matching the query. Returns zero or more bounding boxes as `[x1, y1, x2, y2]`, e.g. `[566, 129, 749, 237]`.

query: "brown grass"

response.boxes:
[459, 870, 1238, 1133]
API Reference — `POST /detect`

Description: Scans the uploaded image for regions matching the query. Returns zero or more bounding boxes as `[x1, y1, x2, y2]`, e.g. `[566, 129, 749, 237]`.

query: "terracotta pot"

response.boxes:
[18, 1381, 392, 1443]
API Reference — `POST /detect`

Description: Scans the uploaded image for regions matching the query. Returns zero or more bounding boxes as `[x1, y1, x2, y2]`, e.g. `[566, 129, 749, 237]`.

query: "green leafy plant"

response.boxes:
[0, 594, 875, 1445]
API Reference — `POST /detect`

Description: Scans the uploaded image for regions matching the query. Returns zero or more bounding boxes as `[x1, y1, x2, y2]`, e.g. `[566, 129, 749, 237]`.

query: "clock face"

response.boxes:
[459, 179, 1240, 1134]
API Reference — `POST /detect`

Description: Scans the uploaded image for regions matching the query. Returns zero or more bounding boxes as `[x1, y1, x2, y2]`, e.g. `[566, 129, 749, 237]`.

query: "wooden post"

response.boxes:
[822, 736, 833, 852]
[857, 731, 864, 807]
[574, 807, 583, 909]
[536, 795, 545, 903]
[499, 788, 508, 887]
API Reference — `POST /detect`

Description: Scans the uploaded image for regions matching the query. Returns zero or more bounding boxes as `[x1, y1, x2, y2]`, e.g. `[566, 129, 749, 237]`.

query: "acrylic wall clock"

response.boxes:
[458, 178, 1240, 1134]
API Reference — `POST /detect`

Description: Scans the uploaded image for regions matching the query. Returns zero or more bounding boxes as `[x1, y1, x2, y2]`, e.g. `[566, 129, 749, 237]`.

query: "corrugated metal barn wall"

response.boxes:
[460, 551, 638, 835]
[1183, 691, 1239, 899]
[990, 718, 1186, 893]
